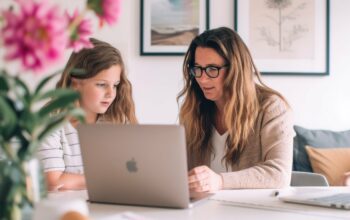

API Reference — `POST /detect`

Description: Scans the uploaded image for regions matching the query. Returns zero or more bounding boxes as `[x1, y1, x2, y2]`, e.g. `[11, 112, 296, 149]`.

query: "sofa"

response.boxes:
[293, 125, 350, 186]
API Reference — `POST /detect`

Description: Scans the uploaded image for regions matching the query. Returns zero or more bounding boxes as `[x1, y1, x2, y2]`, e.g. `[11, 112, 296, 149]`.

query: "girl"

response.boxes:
[37, 38, 137, 190]
[177, 27, 294, 192]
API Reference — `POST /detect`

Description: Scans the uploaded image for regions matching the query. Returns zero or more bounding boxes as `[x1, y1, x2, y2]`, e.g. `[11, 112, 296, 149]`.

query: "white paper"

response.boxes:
[99, 211, 152, 220]
[210, 189, 350, 219]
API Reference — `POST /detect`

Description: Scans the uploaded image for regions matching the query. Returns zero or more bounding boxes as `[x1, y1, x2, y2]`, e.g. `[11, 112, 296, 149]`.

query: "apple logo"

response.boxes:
[126, 158, 138, 172]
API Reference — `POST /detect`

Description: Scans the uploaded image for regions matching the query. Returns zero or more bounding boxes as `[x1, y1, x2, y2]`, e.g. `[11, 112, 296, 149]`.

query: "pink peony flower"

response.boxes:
[1, 0, 68, 73]
[67, 10, 93, 52]
[88, 0, 121, 26]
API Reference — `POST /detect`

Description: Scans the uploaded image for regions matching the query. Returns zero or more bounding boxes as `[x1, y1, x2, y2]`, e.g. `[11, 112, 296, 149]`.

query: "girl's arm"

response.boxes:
[45, 171, 86, 191]
[37, 125, 86, 190]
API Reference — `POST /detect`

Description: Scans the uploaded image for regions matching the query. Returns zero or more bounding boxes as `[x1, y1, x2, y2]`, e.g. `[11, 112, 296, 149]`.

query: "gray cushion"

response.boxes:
[293, 125, 350, 172]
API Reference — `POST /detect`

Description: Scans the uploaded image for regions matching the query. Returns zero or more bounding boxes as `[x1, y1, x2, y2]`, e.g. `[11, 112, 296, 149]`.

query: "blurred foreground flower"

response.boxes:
[1, 0, 121, 72]
[88, 0, 121, 26]
[67, 10, 93, 52]
[0, 0, 122, 219]
[1, 0, 68, 72]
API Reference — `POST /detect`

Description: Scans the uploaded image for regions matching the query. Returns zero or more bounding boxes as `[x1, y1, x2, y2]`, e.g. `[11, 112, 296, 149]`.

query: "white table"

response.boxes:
[48, 188, 350, 220]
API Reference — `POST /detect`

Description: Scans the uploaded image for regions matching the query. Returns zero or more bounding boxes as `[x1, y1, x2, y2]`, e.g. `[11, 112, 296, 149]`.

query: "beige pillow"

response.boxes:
[305, 145, 350, 186]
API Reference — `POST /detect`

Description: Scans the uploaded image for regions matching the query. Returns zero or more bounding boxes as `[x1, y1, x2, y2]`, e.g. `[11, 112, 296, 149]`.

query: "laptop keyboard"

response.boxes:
[310, 193, 350, 208]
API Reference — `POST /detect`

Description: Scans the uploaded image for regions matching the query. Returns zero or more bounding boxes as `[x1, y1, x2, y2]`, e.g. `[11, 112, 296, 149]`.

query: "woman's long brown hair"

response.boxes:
[177, 27, 287, 169]
[56, 38, 137, 124]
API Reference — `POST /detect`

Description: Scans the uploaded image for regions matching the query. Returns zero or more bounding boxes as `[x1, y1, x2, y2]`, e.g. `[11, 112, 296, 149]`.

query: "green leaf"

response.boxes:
[34, 71, 61, 95]
[8, 163, 24, 185]
[34, 88, 77, 103]
[37, 108, 85, 142]
[87, 0, 103, 15]
[6, 183, 21, 204]
[37, 90, 80, 118]
[69, 108, 86, 123]
[23, 141, 39, 161]
[69, 68, 87, 77]
[0, 96, 17, 139]
[35, 107, 84, 137]
[0, 160, 11, 196]
[35, 113, 67, 141]
[19, 108, 38, 134]
[0, 71, 9, 93]
[0, 162, 12, 217]
[15, 130, 37, 161]
[13, 76, 31, 105]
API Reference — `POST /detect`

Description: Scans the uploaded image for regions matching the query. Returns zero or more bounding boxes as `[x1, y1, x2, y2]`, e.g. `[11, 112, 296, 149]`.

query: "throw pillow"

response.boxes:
[293, 125, 350, 172]
[305, 145, 350, 186]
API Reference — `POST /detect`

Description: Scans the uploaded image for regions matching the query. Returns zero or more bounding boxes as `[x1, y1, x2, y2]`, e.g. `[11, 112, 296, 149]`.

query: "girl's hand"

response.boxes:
[188, 165, 223, 193]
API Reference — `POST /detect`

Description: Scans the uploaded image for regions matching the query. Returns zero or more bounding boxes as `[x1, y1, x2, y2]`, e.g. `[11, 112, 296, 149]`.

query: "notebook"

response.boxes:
[279, 189, 350, 210]
[77, 124, 211, 209]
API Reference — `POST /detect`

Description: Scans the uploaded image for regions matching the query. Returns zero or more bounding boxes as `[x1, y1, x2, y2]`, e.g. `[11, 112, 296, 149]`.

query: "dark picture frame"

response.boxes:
[234, 0, 330, 75]
[140, 0, 210, 56]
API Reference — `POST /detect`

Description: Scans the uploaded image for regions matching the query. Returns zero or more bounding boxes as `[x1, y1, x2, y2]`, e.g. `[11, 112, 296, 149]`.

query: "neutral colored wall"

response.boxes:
[128, 0, 350, 130]
[2, 0, 350, 130]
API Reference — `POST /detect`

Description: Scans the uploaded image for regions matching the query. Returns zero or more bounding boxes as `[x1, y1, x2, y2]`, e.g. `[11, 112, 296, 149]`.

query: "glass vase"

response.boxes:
[0, 158, 46, 220]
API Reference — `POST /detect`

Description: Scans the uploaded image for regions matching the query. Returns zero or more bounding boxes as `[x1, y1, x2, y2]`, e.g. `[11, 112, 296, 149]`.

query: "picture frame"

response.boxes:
[140, 0, 210, 56]
[234, 0, 330, 75]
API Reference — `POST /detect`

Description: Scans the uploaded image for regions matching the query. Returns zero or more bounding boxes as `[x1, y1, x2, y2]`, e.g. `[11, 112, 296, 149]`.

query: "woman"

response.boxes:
[177, 27, 294, 192]
[37, 38, 137, 190]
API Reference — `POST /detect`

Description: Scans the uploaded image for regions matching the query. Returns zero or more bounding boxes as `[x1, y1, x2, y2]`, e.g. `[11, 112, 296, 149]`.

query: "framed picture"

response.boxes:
[234, 0, 330, 75]
[140, 0, 210, 56]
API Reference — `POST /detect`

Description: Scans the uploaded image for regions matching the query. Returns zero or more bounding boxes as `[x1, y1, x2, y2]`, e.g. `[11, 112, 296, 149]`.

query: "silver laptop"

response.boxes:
[77, 124, 211, 209]
[279, 189, 350, 210]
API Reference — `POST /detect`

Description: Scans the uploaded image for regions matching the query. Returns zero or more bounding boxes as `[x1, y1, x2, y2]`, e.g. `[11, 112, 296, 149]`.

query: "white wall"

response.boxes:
[2, 0, 350, 130]
[127, 0, 350, 131]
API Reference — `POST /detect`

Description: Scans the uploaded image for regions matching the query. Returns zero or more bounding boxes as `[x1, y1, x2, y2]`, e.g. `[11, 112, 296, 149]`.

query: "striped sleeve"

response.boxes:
[37, 128, 65, 172]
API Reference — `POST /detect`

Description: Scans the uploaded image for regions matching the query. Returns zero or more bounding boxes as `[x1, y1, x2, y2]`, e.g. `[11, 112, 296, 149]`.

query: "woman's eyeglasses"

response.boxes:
[189, 65, 229, 78]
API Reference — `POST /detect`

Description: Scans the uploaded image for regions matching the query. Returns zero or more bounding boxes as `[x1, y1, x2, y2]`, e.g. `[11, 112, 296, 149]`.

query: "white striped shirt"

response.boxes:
[37, 122, 83, 174]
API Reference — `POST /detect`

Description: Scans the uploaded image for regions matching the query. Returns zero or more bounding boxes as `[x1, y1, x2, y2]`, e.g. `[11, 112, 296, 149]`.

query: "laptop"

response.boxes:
[279, 189, 350, 210]
[77, 124, 211, 209]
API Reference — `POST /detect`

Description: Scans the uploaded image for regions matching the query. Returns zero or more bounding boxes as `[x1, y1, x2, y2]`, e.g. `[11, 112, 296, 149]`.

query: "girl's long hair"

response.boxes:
[56, 38, 137, 123]
[177, 27, 287, 169]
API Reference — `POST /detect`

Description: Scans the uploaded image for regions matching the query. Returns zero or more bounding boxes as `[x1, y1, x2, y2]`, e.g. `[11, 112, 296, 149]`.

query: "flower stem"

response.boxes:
[68, 9, 88, 33]
[2, 141, 19, 162]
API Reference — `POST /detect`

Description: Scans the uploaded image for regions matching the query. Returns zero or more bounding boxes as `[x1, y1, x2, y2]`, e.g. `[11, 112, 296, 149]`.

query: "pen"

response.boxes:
[271, 190, 279, 197]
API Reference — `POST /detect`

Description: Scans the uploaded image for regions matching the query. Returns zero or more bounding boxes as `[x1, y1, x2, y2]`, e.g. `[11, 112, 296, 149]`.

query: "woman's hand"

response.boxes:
[341, 171, 350, 186]
[188, 165, 223, 193]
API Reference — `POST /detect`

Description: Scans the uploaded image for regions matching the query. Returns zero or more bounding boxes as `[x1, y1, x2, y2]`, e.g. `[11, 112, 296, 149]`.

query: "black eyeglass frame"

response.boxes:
[189, 65, 229, 78]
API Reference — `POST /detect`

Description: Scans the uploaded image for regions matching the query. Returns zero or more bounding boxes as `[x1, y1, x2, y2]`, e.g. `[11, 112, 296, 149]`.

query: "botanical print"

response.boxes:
[151, 0, 200, 46]
[250, 0, 315, 59]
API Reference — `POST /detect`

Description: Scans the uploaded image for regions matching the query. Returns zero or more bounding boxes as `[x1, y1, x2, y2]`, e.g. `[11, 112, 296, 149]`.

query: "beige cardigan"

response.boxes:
[190, 95, 294, 189]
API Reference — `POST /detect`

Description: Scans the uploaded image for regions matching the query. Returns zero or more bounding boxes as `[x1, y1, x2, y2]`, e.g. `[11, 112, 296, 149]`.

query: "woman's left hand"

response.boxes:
[188, 165, 223, 193]
[341, 171, 350, 186]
